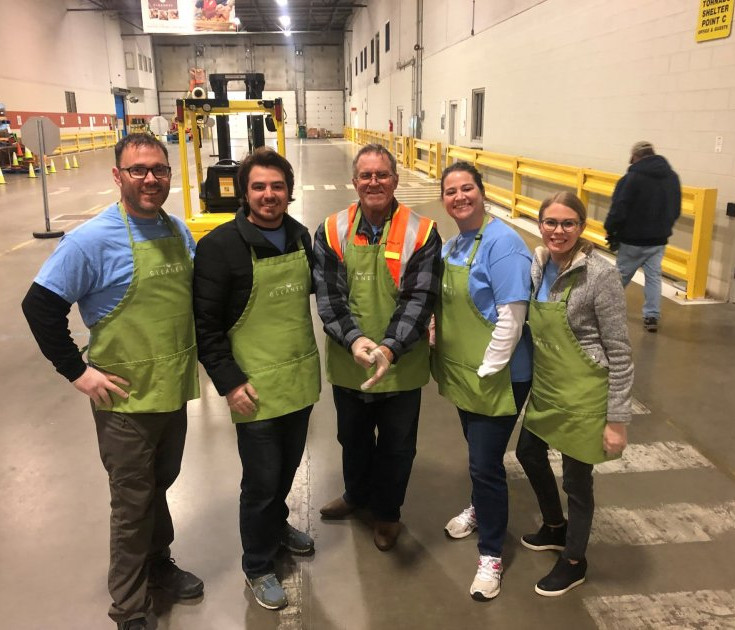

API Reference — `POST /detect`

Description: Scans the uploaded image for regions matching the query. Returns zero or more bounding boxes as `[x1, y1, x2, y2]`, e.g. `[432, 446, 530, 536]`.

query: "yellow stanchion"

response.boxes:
[49, 159, 57, 174]
[72, 155, 79, 168]
[24, 147, 33, 160]
[0, 169, 6, 185]
[28, 164, 37, 178]
[63, 156, 71, 170]
[11, 153, 18, 167]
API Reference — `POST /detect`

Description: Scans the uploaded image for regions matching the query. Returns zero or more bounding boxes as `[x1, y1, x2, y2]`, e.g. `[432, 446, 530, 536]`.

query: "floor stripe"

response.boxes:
[0, 238, 36, 258]
[324, 184, 336, 190]
[278, 444, 310, 629]
[584, 589, 735, 629]
[591, 500, 735, 546]
[504, 441, 713, 480]
[302, 184, 315, 191]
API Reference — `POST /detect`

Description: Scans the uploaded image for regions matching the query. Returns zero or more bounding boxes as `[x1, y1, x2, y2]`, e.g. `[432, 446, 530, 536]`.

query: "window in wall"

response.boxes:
[65, 91, 77, 113]
[375, 32, 380, 79]
[138, 53, 144, 70]
[147, 56, 152, 72]
[385, 22, 390, 52]
[125, 52, 135, 70]
[471, 88, 485, 142]
[363, 46, 367, 68]
[371, 39, 374, 64]
[355, 56, 358, 75]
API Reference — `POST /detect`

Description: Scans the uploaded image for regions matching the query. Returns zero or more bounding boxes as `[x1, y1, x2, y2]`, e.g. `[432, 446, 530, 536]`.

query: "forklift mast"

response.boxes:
[209, 73, 265, 160]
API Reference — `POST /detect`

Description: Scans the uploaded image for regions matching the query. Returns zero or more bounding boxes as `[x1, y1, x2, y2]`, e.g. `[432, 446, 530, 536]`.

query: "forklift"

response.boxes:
[176, 72, 286, 241]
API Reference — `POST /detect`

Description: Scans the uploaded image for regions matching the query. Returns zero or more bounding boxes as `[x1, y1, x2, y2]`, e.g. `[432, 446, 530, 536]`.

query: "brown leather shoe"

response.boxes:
[374, 521, 401, 551]
[320, 496, 355, 519]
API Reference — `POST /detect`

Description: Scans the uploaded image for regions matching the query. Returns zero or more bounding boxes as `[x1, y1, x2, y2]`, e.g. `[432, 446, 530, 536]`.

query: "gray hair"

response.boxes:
[352, 143, 397, 177]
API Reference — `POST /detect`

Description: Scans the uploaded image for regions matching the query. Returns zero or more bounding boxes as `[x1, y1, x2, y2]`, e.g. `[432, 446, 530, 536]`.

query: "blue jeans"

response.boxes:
[333, 386, 421, 522]
[616, 243, 665, 318]
[235, 406, 311, 578]
[458, 381, 531, 557]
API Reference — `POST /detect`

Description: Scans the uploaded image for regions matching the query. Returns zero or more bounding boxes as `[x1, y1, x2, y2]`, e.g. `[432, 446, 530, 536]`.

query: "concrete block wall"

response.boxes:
[345, 0, 735, 300]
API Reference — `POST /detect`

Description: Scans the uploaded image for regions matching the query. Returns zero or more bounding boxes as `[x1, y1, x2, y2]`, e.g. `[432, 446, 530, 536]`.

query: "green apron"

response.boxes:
[325, 208, 430, 393]
[523, 272, 618, 464]
[88, 204, 199, 413]
[228, 244, 320, 422]
[431, 217, 516, 416]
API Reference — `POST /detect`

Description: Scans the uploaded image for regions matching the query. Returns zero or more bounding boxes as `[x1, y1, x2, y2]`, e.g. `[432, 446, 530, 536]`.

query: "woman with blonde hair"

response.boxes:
[517, 191, 633, 597]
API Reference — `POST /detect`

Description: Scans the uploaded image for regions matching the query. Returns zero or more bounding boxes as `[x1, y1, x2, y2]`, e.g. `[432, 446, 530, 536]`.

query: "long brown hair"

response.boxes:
[538, 191, 593, 272]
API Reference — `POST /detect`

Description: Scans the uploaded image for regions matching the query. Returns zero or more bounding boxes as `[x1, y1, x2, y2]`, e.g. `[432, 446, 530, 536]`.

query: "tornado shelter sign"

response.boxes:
[696, 0, 733, 42]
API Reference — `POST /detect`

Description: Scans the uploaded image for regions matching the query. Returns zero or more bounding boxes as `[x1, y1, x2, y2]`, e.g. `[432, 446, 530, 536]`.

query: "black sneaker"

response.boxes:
[117, 618, 147, 629]
[521, 522, 567, 551]
[148, 557, 204, 599]
[535, 557, 587, 597]
[643, 317, 658, 332]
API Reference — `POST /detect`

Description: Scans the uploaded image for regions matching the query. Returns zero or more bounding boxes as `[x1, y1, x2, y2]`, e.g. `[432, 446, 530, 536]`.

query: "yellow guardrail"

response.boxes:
[54, 130, 117, 154]
[345, 127, 717, 300]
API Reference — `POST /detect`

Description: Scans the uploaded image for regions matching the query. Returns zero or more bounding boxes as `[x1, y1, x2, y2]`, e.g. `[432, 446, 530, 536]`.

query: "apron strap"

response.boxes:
[446, 213, 490, 265]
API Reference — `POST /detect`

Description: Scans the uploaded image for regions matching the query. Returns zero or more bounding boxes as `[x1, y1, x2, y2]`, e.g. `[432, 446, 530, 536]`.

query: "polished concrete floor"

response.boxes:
[1, 139, 735, 629]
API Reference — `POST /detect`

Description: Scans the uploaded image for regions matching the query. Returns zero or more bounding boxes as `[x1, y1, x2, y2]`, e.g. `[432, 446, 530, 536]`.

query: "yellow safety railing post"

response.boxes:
[511, 158, 521, 218]
[687, 187, 717, 299]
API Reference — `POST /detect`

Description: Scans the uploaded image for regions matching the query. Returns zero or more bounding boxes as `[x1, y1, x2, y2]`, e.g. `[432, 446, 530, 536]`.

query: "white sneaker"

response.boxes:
[470, 555, 502, 601]
[444, 505, 477, 539]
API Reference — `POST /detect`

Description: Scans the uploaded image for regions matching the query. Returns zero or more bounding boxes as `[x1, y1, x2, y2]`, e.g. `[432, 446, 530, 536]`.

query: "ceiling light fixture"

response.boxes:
[284, 28, 292, 37]
[278, 15, 291, 27]
[276, 0, 288, 6]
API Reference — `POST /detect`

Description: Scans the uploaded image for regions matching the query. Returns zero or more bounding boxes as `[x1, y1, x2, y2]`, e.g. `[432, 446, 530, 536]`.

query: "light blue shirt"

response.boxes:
[538, 260, 559, 302]
[442, 218, 533, 382]
[35, 203, 195, 328]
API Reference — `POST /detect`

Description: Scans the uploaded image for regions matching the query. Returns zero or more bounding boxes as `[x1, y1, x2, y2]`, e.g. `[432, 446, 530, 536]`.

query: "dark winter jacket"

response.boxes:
[604, 155, 681, 246]
[193, 208, 314, 395]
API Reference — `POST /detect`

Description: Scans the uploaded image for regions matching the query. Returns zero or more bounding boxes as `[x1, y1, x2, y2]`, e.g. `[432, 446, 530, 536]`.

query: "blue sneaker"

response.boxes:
[246, 574, 288, 610]
[281, 523, 314, 555]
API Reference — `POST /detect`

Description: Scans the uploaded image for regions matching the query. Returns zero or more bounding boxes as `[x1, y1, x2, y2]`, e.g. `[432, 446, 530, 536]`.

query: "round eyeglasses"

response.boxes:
[539, 218, 582, 233]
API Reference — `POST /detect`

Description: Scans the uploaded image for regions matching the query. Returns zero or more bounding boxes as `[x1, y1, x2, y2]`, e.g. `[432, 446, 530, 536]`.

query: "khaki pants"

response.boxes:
[92, 405, 187, 623]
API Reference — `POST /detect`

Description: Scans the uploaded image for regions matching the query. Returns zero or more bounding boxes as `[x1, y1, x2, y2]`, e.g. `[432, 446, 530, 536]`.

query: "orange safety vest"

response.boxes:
[324, 202, 434, 287]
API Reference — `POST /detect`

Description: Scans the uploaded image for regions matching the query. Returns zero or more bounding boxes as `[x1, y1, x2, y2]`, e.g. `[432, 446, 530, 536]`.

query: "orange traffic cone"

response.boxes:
[72, 155, 79, 168]
[28, 163, 37, 178]
[63, 156, 71, 170]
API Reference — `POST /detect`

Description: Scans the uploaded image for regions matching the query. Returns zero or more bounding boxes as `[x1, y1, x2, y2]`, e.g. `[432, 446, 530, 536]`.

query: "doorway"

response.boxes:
[448, 101, 458, 146]
[114, 94, 128, 137]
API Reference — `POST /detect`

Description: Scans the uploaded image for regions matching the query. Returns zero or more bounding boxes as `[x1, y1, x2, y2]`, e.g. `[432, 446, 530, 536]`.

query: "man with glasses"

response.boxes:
[22, 134, 202, 630]
[313, 143, 441, 551]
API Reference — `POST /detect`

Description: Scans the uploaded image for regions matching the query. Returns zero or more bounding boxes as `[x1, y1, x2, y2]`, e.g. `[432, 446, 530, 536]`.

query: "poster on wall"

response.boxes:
[695, 0, 733, 42]
[142, 0, 237, 34]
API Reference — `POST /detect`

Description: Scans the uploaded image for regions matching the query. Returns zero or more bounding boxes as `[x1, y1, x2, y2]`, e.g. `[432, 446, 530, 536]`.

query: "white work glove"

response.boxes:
[360, 346, 393, 390]
[428, 314, 436, 348]
[351, 336, 378, 369]
[477, 302, 527, 377]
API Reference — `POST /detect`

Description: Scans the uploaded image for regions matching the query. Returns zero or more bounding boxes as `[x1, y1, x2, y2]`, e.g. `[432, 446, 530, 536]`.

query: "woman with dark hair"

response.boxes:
[432, 161, 533, 601]
[517, 191, 633, 597]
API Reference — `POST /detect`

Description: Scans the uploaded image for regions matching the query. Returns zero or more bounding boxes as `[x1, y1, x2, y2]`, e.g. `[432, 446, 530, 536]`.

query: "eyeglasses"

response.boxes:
[540, 218, 582, 233]
[120, 165, 172, 180]
[356, 171, 394, 182]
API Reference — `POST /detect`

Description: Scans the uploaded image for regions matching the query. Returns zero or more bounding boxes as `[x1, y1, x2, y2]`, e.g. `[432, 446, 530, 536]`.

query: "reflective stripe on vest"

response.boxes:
[324, 202, 434, 287]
